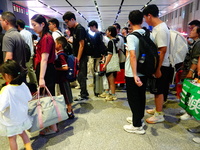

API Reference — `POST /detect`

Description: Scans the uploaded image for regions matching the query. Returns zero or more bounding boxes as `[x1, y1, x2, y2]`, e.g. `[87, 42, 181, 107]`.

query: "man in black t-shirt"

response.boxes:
[63, 11, 89, 101]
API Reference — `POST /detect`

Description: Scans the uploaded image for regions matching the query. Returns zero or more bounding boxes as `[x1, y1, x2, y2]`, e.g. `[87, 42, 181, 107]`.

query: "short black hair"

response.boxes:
[122, 27, 128, 34]
[88, 20, 98, 28]
[1, 11, 16, 27]
[113, 23, 121, 30]
[196, 25, 200, 37]
[63, 11, 76, 21]
[143, 4, 159, 17]
[129, 10, 143, 25]
[16, 19, 25, 29]
[107, 26, 117, 37]
[0, 60, 23, 85]
[188, 20, 200, 26]
[48, 18, 59, 28]
[55, 36, 68, 48]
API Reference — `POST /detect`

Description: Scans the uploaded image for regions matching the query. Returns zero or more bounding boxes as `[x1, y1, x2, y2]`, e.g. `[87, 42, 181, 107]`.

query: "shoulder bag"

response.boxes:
[106, 40, 120, 73]
[28, 86, 68, 132]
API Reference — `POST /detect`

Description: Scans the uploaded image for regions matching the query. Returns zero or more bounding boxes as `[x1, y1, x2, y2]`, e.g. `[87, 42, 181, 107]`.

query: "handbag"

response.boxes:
[28, 86, 68, 132]
[179, 79, 200, 120]
[106, 40, 120, 73]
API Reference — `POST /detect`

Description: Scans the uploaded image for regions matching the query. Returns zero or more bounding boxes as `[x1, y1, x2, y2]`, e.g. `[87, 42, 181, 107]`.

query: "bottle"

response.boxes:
[139, 54, 146, 63]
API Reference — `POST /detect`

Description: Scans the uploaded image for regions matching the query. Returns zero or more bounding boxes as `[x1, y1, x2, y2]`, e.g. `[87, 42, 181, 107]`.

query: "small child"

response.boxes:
[0, 60, 32, 150]
[55, 36, 74, 119]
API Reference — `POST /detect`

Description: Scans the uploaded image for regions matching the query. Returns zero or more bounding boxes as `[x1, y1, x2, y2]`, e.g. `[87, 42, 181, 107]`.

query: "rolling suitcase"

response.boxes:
[93, 63, 104, 96]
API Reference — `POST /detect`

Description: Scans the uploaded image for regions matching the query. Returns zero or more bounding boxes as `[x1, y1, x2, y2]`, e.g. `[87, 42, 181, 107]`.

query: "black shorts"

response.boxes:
[153, 66, 174, 95]
[106, 72, 117, 78]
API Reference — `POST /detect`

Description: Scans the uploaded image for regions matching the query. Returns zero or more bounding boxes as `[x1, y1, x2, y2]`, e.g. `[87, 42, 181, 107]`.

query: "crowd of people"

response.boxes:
[0, 3, 200, 150]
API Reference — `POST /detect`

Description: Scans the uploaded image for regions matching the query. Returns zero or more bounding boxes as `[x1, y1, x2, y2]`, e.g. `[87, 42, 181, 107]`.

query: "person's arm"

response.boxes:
[154, 46, 167, 78]
[102, 40, 113, 71]
[129, 50, 142, 87]
[4, 52, 13, 61]
[77, 39, 84, 62]
[186, 63, 197, 78]
[102, 54, 112, 71]
[39, 53, 49, 87]
[0, 90, 9, 112]
[55, 66, 69, 71]
[2, 36, 14, 61]
[198, 57, 200, 76]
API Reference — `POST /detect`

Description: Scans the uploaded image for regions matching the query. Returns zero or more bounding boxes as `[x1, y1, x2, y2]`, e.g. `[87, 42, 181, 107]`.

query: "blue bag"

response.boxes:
[58, 53, 78, 82]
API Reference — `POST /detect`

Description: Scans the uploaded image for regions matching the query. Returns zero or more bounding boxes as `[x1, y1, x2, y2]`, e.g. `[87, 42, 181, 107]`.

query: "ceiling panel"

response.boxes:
[11, 0, 192, 31]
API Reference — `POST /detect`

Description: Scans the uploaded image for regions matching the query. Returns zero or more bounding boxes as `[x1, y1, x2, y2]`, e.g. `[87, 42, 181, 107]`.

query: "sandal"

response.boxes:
[39, 127, 59, 136]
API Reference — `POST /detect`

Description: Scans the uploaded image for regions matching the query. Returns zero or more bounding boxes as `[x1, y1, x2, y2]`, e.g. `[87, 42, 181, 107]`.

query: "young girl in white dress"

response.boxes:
[0, 60, 32, 150]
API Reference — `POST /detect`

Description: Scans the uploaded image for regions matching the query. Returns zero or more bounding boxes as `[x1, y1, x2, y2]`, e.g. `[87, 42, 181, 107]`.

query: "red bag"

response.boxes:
[115, 69, 125, 84]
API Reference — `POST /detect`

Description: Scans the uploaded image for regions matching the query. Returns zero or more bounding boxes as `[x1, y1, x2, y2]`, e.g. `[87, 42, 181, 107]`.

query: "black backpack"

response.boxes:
[85, 32, 96, 56]
[129, 29, 159, 77]
[24, 43, 31, 62]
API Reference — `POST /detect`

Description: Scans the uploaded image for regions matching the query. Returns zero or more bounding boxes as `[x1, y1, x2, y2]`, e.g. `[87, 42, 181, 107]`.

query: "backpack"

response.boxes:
[57, 53, 78, 82]
[85, 32, 96, 56]
[63, 41, 73, 55]
[169, 30, 188, 67]
[24, 43, 31, 62]
[129, 30, 159, 77]
[98, 32, 107, 56]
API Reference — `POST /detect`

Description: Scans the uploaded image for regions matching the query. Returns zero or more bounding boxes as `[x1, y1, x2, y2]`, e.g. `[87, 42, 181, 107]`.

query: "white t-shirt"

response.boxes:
[152, 22, 170, 67]
[117, 34, 124, 51]
[20, 29, 34, 56]
[125, 29, 154, 77]
[52, 30, 64, 41]
[0, 83, 32, 126]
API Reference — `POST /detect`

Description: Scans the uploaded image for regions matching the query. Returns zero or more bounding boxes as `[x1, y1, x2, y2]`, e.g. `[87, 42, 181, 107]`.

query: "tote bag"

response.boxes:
[106, 40, 120, 73]
[179, 79, 200, 120]
[28, 86, 68, 132]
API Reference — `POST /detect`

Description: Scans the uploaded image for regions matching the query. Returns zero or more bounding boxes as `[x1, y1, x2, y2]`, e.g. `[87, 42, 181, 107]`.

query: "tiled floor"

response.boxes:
[1, 76, 200, 150]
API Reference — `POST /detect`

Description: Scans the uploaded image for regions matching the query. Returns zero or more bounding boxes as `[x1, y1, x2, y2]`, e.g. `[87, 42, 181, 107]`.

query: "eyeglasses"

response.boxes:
[65, 19, 71, 24]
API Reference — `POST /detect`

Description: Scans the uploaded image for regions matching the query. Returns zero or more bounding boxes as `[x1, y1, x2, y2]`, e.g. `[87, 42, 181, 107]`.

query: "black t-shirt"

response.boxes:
[72, 24, 87, 57]
[92, 31, 104, 58]
[107, 39, 118, 54]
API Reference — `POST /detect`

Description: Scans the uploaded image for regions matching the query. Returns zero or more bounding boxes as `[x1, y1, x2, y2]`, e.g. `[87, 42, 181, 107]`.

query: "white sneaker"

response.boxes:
[146, 112, 164, 124]
[123, 124, 145, 135]
[99, 92, 109, 98]
[126, 117, 145, 128]
[126, 117, 132, 124]
[193, 137, 200, 144]
[180, 113, 192, 120]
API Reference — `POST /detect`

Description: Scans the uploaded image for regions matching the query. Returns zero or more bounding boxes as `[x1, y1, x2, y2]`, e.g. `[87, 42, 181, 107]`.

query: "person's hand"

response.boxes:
[134, 76, 143, 87]
[186, 71, 193, 79]
[102, 64, 106, 71]
[39, 78, 45, 87]
[154, 69, 162, 78]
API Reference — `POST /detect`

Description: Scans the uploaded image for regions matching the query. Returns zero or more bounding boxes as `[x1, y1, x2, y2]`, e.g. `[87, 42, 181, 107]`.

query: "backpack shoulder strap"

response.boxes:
[57, 52, 67, 57]
[55, 30, 63, 37]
